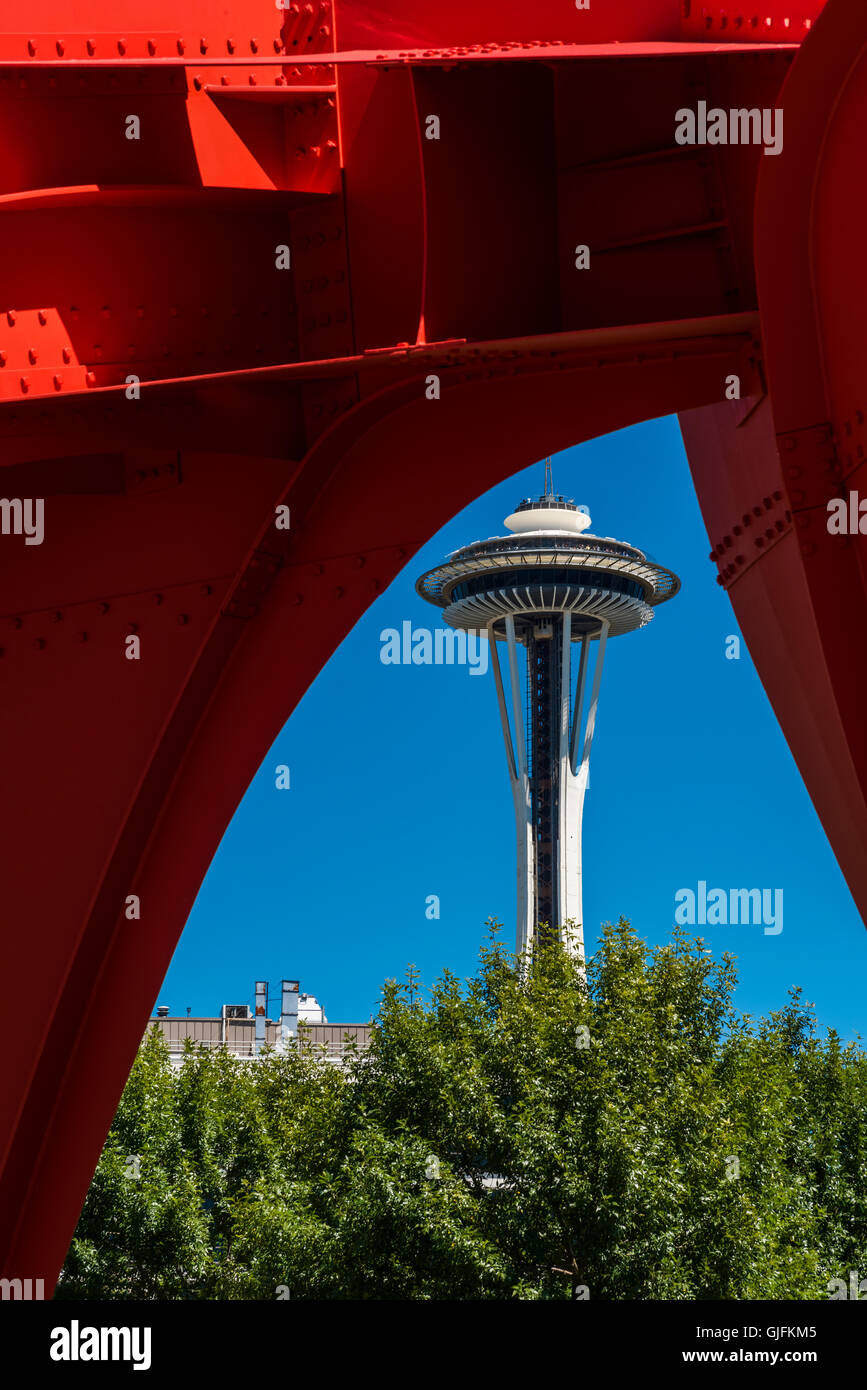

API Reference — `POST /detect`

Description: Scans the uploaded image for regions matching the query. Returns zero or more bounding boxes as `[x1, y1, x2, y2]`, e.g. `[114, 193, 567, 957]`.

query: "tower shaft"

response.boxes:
[528, 621, 562, 935]
[490, 611, 608, 961]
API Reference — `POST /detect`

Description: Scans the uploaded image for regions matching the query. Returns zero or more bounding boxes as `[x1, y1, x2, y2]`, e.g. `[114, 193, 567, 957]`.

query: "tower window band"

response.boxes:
[448, 566, 647, 604]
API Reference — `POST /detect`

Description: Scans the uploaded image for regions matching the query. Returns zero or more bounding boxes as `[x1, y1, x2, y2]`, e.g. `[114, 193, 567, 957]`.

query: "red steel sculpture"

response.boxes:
[0, 0, 864, 1290]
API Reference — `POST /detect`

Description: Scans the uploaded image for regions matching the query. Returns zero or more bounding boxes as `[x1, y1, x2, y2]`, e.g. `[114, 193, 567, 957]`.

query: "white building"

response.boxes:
[147, 979, 369, 1067]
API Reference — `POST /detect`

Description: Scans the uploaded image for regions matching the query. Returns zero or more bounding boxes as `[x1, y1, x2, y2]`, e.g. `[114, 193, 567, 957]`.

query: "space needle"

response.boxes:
[416, 463, 680, 961]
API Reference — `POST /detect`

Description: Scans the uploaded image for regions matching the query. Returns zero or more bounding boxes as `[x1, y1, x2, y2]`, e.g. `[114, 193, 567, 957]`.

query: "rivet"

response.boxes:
[86, 39, 95, 55]
[33, 638, 46, 650]
[37, 309, 47, 325]
[53, 374, 63, 390]
[148, 40, 157, 55]
[27, 40, 36, 56]
[28, 348, 37, 364]
[98, 602, 110, 614]
[86, 370, 97, 386]
[177, 614, 189, 625]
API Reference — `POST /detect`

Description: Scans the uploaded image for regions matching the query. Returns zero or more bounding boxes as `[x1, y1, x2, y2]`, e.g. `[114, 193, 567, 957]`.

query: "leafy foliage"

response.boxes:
[59, 920, 867, 1299]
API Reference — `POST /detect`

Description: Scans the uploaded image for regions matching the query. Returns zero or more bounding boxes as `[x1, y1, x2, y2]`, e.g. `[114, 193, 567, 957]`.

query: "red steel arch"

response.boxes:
[2, 0, 865, 1289]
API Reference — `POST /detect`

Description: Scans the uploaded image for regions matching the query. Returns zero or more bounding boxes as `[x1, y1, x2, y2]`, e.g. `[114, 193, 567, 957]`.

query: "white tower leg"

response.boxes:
[558, 613, 583, 957]
[568, 619, 609, 963]
[488, 618, 534, 957]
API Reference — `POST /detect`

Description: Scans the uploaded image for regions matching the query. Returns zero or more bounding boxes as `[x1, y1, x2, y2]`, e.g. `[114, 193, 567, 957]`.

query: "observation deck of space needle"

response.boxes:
[417, 461, 680, 964]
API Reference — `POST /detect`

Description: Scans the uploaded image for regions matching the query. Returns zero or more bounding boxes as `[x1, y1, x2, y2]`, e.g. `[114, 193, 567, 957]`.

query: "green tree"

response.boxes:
[59, 920, 867, 1300]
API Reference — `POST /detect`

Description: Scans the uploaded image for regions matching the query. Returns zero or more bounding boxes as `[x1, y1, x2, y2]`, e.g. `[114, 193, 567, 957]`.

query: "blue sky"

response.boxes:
[158, 415, 867, 1041]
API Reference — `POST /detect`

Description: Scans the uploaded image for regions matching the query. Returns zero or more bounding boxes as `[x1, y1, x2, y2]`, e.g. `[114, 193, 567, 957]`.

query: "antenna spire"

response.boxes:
[544, 457, 554, 498]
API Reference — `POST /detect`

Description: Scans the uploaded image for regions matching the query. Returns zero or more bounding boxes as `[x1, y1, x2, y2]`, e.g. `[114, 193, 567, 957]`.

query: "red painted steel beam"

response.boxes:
[680, 0, 867, 920]
[4, 0, 866, 1295]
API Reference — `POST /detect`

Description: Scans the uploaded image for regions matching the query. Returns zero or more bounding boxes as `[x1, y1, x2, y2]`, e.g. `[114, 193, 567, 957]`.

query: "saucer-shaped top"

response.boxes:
[504, 501, 592, 535]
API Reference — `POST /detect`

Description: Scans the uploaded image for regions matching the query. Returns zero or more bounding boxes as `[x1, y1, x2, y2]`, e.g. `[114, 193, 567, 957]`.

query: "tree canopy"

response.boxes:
[58, 920, 867, 1299]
